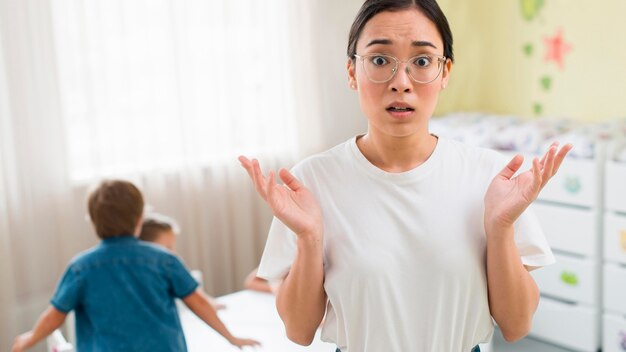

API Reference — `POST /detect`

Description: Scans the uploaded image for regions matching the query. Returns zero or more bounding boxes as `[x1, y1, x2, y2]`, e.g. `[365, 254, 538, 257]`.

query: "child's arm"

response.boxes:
[182, 289, 260, 349]
[12, 306, 67, 352]
[206, 295, 227, 310]
[244, 268, 273, 293]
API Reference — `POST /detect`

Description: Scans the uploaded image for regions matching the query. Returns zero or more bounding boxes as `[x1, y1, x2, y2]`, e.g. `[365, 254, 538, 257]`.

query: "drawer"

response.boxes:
[533, 203, 596, 257]
[606, 162, 626, 213]
[530, 297, 599, 351]
[604, 263, 626, 314]
[605, 213, 626, 265]
[603, 313, 626, 352]
[531, 254, 598, 305]
[538, 157, 597, 207]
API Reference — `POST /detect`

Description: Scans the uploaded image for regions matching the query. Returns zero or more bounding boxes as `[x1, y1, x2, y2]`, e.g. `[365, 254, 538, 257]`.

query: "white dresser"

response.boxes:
[602, 157, 626, 352]
[525, 153, 604, 352]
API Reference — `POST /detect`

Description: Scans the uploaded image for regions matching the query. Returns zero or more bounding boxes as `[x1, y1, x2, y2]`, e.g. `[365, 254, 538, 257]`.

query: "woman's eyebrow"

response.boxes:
[365, 38, 438, 49]
[366, 38, 392, 47]
[412, 40, 437, 49]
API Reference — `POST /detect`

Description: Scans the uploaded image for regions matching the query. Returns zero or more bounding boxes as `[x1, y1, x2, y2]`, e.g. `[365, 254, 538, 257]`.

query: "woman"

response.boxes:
[239, 0, 571, 351]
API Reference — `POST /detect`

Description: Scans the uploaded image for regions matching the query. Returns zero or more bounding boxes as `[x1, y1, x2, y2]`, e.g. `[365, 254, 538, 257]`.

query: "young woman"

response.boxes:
[239, 1, 572, 351]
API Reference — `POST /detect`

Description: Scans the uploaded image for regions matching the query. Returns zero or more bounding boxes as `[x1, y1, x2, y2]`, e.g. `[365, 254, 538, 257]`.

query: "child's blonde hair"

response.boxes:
[139, 212, 180, 242]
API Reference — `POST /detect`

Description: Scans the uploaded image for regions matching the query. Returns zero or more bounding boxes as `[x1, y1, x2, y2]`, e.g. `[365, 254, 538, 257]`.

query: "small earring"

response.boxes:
[351, 84, 357, 89]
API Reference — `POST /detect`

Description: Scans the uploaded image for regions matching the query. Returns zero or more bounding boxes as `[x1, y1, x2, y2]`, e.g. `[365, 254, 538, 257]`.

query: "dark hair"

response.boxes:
[347, 0, 454, 62]
[140, 218, 173, 243]
[87, 180, 144, 239]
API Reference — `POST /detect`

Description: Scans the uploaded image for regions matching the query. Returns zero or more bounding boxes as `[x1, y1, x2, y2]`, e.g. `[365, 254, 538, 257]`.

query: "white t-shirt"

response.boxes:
[258, 136, 554, 352]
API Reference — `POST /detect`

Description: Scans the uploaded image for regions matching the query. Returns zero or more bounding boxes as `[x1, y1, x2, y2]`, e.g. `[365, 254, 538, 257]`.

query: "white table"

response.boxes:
[181, 290, 336, 351]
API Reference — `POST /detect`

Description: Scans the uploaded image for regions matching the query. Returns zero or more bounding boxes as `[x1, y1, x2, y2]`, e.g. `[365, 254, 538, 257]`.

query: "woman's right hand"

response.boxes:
[239, 157, 323, 239]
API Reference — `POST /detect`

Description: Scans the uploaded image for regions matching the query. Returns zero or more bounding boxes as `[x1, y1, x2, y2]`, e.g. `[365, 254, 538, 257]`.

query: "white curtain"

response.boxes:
[0, 0, 325, 350]
[0, 16, 18, 349]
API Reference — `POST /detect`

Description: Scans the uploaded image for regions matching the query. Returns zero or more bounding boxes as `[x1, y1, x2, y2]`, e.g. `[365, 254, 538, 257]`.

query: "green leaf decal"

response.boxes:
[521, 0, 545, 21]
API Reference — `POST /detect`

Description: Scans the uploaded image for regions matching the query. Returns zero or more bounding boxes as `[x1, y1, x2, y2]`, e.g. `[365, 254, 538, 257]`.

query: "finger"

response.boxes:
[552, 143, 573, 173]
[498, 154, 524, 180]
[252, 159, 268, 200]
[279, 168, 304, 192]
[532, 157, 542, 190]
[266, 170, 276, 203]
[238, 156, 256, 180]
[540, 141, 559, 168]
[541, 146, 557, 187]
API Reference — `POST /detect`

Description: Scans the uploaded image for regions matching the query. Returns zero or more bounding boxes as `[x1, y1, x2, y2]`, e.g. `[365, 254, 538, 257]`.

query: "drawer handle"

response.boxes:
[560, 271, 578, 286]
[563, 176, 581, 194]
[621, 231, 626, 252]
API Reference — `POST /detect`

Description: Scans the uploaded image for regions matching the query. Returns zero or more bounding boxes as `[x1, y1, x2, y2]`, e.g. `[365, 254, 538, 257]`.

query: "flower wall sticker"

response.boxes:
[544, 29, 572, 70]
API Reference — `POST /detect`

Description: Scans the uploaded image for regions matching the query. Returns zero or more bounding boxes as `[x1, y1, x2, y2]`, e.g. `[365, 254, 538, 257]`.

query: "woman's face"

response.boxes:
[347, 8, 451, 140]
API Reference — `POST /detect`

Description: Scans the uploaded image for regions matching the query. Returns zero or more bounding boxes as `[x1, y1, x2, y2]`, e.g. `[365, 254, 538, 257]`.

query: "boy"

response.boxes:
[12, 180, 259, 351]
[139, 212, 225, 310]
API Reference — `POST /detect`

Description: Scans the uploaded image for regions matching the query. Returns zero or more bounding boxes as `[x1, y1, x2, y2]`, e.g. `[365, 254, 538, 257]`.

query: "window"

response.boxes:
[51, 0, 298, 180]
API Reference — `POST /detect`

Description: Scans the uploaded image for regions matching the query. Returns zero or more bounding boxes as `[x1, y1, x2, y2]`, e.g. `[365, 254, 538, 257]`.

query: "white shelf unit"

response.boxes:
[508, 151, 605, 352]
[603, 159, 626, 352]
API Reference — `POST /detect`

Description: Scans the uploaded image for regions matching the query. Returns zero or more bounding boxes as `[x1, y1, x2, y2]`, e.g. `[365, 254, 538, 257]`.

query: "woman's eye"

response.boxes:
[414, 56, 432, 67]
[371, 56, 388, 66]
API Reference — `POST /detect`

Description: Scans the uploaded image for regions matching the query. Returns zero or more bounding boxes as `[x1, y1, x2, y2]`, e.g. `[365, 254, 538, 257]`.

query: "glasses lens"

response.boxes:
[362, 55, 396, 83]
[407, 55, 443, 83]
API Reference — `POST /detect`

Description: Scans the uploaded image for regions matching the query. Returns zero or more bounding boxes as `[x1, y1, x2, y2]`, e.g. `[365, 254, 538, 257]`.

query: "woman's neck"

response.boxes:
[356, 131, 438, 173]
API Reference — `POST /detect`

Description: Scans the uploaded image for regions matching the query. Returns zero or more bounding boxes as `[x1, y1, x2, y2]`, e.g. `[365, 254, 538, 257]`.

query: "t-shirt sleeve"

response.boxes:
[50, 265, 83, 313]
[257, 216, 297, 281]
[514, 204, 556, 268]
[167, 256, 199, 298]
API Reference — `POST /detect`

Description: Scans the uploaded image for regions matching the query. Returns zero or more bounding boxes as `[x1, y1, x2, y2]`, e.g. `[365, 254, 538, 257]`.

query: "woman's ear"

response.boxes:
[441, 58, 452, 90]
[347, 58, 357, 90]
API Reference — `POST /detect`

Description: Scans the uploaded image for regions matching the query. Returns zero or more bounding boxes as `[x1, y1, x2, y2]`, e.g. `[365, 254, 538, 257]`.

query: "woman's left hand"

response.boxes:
[484, 142, 572, 231]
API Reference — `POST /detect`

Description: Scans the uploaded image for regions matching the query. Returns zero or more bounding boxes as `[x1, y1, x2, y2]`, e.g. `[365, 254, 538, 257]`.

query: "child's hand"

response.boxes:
[207, 296, 226, 310]
[230, 336, 261, 349]
[12, 332, 34, 352]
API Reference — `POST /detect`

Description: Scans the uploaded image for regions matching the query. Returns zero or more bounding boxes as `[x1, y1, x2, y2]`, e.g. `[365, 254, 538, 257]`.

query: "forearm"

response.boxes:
[276, 234, 326, 345]
[21, 306, 67, 349]
[184, 290, 236, 343]
[244, 271, 273, 293]
[486, 225, 539, 342]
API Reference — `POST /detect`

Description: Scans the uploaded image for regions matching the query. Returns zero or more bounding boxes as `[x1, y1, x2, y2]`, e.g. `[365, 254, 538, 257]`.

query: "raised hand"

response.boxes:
[239, 156, 323, 239]
[484, 142, 573, 231]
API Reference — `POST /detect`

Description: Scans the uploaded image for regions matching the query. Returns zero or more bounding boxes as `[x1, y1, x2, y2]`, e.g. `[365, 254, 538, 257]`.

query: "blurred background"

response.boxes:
[1, 1, 625, 351]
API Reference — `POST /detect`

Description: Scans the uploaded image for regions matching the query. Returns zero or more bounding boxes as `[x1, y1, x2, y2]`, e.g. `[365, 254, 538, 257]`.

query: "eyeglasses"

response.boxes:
[354, 53, 447, 84]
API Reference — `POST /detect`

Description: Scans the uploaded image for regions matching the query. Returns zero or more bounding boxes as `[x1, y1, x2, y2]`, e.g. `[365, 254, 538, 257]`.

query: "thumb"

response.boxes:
[278, 168, 303, 191]
[498, 154, 524, 180]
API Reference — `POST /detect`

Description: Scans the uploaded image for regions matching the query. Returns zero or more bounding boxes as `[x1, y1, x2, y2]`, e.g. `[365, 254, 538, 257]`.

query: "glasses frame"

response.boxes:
[354, 53, 447, 84]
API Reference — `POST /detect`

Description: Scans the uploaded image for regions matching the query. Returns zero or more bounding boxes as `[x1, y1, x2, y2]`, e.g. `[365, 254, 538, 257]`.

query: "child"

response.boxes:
[139, 212, 225, 310]
[12, 180, 259, 352]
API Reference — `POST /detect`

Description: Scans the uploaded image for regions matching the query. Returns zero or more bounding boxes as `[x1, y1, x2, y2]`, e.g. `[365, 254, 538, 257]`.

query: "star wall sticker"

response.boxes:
[544, 29, 572, 70]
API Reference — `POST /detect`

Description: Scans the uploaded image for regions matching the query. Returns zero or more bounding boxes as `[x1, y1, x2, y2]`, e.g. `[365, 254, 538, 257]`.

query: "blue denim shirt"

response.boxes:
[51, 235, 198, 352]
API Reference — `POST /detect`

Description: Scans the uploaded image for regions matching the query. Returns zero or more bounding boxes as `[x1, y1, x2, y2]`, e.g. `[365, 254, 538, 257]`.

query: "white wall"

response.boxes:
[308, 0, 366, 150]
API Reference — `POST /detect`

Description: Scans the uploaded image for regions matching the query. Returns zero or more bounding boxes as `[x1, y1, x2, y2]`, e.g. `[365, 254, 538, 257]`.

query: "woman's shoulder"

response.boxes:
[442, 137, 506, 162]
[291, 137, 357, 175]
[440, 137, 509, 175]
